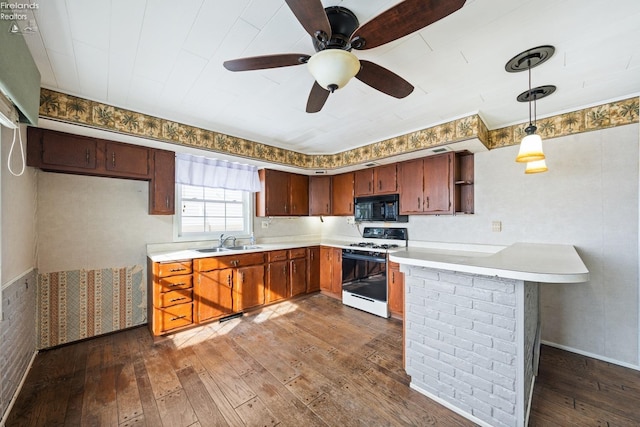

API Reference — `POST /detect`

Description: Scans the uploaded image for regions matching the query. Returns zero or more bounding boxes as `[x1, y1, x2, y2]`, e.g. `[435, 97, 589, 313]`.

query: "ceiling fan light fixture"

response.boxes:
[307, 49, 360, 93]
[515, 124, 545, 163]
[525, 159, 548, 174]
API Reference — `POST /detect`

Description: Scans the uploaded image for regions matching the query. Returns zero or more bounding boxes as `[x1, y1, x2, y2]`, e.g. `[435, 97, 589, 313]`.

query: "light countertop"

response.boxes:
[389, 242, 589, 283]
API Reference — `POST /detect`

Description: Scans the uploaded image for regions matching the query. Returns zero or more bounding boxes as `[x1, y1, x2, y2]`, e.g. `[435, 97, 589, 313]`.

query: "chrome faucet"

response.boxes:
[218, 234, 237, 248]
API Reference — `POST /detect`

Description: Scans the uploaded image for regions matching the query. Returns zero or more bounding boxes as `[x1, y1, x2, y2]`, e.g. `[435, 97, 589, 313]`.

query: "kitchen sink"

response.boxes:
[196, 247, 231, 253]
[228, 245, 262, 251]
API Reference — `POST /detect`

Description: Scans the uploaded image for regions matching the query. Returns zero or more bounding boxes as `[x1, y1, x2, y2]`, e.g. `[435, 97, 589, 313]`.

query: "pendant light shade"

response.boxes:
[308, 49, 360, 93]
[515, 125, 545, 163]
[525, 159, 548, 174]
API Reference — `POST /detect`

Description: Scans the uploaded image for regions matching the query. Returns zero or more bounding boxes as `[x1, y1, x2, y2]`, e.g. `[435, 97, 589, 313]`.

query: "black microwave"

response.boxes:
[354, 194, 408, 222]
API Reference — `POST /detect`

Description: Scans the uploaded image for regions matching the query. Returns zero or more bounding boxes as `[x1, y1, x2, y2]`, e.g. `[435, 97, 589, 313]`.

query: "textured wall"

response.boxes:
[0, 270, 37, 420]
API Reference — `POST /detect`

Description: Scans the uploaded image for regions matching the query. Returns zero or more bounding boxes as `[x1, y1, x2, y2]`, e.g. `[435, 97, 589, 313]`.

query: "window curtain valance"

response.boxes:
[176, 153, 261, 192]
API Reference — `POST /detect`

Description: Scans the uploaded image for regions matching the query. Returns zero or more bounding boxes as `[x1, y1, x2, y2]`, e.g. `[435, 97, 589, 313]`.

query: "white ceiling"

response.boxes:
[19, 0, 640, 155]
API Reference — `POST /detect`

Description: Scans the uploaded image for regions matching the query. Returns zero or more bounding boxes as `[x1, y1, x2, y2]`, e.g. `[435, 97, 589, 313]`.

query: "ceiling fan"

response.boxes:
[223, 0, 466, 113]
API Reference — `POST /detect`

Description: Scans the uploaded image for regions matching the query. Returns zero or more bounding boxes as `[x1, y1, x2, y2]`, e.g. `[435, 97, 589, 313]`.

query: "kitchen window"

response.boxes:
[175, 184, 252, 240]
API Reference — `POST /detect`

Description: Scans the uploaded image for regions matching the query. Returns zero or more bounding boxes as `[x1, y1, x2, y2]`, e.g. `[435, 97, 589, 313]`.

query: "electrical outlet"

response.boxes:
[492, 221, 502, 232]
[261, 220, 269, 229]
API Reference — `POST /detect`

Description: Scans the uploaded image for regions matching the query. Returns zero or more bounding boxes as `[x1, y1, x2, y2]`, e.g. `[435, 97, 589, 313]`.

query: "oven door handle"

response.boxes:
[342, 252, 386, 263]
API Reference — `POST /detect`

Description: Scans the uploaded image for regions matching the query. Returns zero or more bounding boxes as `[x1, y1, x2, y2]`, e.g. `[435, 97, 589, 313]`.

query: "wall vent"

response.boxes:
[365, 162, 377, 167]
[431, 146, 452, 154]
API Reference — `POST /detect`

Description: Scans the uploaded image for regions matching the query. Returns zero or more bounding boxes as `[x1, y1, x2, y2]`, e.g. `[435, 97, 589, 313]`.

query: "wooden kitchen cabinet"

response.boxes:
[197, 268, 233, 322]
[454, 151, 475, 214]
[319, 246, 342, 298]
[398, 152, 454, 215]
[331, 172, 354, 216]
[266, 250, 289, 304]
[104, 141, 150, 178]
[28, 127, 175, 215]
[234, 264, 266, 311]
[354, 164, 397, 196]
[307, 246, 321, 292]
[309, 176, 332, 216]
[256, 169, 309, 216]
[388, 261, 404, 319]
[149, 148, 175, 215]
[149, 259, 194, 335]
[289, 247, 308, 297]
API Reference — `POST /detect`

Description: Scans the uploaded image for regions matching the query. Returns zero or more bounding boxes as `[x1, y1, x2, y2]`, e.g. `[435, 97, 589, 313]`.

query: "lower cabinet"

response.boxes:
[319, 246, 342, 297]
[197, 268, 233, 322]
[388, 261, 405, 318]
[307, 246, 321, 292]
[149, 259, 194, 335]
[150, 246, 318, 336]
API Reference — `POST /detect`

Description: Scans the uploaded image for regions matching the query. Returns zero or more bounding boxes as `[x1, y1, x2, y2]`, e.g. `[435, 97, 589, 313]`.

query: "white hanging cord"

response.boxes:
[8, 126, 26, 177]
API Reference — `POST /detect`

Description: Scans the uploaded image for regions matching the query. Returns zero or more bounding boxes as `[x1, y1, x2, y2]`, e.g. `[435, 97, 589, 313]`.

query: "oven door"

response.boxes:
[342, 250, 388, 306]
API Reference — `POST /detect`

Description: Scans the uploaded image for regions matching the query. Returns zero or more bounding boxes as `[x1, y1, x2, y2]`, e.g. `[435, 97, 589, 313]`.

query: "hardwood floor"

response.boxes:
[6, 293, 640, 426]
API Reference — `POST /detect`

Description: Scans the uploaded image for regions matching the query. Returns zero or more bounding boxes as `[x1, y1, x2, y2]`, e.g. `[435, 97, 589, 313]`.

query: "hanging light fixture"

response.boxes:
[525, 159, 548, 174]
[505, 46, 556, 171]
[307, 49, 361, 93]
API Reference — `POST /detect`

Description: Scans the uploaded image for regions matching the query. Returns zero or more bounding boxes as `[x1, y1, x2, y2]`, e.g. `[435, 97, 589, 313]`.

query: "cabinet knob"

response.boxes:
[417, 197, 421, 209]
[165, 196, 170, 208]
[112, 152, 116, 167]
[86, 148, 90, 164]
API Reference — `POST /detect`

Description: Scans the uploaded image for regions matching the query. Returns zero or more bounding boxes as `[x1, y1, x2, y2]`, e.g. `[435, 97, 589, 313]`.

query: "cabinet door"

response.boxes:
[309, 176, 331, 216]
[374, 164, 397, 194]
[105, 141, 150, 178]
[331, 173, 354, 216]
[40, 130, 98, 170]
[149, 149, 175, 215]
[354, 169, 374, 196]
[257, 169, 289, 216]
[197, 269, 233, 322]
[289, 173, 309, 215]
[387, 262, 404, 317]
[307, 246, 321, 292]
[266, 260, 289, 304]
[290, 257, 307, 297]
[234, 264, 265, 311]
[319, 246, 334, 292]
[398, 159, 424, 214]
[330, 248, 342, 295]
[424, 153, 453, 214]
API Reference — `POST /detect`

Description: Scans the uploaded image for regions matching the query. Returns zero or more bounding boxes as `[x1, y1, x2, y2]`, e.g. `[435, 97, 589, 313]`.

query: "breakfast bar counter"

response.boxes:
[389, 243, 589, 427]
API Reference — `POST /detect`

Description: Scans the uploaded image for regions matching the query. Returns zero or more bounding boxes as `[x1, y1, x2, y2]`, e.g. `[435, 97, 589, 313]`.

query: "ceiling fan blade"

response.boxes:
[350, 0, 466, 50]
[223, 54, 310, 71]
[306, 81, 330, 113]
[285, 0, 332, 42]
[355, 60, 414, 99]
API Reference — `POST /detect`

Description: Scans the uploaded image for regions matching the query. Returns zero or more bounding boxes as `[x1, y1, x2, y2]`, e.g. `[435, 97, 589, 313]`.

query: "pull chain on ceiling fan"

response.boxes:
[223, 0, 467, 113]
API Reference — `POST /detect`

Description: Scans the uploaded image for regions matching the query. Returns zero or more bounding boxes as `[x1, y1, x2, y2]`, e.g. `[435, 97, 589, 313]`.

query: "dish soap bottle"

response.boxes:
[249, 232, 255, 246]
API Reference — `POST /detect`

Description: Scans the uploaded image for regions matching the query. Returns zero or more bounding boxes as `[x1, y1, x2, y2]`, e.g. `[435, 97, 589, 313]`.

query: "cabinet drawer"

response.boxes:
[157, 260, 192, 277]
[196, 253, 265, 271]
[289, 247, 307, 259]
[157, 303, 193, 332]
[157, 274, 192, 293]
[159, 289, 193, 308]
[268, 250, 288, 262]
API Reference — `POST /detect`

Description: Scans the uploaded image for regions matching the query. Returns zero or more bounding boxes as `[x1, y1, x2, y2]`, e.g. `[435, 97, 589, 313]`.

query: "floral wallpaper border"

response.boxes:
[39, 88, 638, 169]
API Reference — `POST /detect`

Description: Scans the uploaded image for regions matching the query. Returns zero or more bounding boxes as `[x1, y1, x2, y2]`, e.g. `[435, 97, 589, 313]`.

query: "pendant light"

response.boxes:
[506, 46, 557, 171]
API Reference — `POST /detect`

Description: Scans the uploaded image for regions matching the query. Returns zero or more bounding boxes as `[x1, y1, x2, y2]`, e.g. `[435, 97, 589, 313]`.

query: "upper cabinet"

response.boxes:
[27, 128, 175, 215]
[331, 172, 354, 216]
[354, 164, 397, 196]
[309, 175, 331, 216]
[256, 169, 309, 217]
[398, 151, 474, 215]
[398, 152, 453, 215]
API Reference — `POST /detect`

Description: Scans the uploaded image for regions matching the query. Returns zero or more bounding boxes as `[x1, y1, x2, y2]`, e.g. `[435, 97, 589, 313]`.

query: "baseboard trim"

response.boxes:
[541, 340, 640, 371]
[1, 349, 38, 426]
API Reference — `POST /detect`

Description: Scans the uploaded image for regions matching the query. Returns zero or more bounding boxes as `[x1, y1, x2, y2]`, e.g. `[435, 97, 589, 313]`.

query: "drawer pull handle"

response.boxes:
[170, 297, 187, 302]
[170, 315, 187, 321]
[86, 148, 90, 164]
[112, 152, 116, 167]
[169, 268, 186, 272]
[168, 282, 185, 287]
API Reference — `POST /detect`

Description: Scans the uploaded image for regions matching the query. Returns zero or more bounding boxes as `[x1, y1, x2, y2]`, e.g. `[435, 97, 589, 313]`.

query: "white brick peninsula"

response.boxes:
[390, 243, 589, 427]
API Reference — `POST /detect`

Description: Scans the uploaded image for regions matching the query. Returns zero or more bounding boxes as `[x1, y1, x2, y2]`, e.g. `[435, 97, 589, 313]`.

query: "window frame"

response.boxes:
[173, 183, 254, 242]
